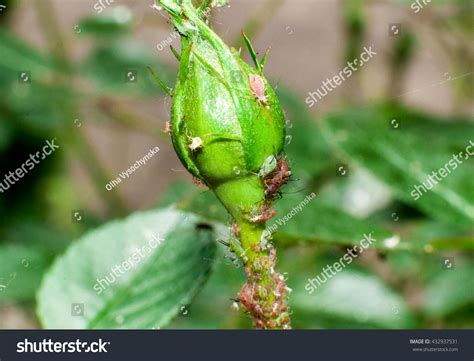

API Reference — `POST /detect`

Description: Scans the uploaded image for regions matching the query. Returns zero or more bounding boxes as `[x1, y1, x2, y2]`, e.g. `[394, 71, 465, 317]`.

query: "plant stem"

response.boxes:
[236, 221, 292, 329]
[214, 176, 291, 329]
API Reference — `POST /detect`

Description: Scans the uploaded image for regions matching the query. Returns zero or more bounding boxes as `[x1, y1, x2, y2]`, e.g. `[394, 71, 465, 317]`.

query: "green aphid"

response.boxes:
[258, 155, 277, 178]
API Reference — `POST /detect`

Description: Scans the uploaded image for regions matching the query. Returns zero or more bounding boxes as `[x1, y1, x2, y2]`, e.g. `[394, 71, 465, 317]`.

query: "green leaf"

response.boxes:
[0, 30, 71, 134]
[82, 41, 176, 96]
[0, 30, 53, 75]
[271, 192, 404, 251]
[321, 105, 474, 227]
[291, 271, 415, 328]
[0, 244, 53, 302]
[155, 180, 197, 208]
[422, 259, 474, 318]
[174, 187, 402, 251]
[403, 221, 474, 251]
[167, 245, 248, 329]
[316, 168, 393, 218]
[37, 207, 216, 329]
[77, 7, 133, 38]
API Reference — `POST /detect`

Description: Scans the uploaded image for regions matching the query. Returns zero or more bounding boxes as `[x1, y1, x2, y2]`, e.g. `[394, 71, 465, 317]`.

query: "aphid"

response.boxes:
[251, 243, 261, 253]
[231, 222, 241, 236]
[231, 301, 240, 311]
[248, 207, 276, 223]
[258, 155, 277, 178]
[224, 254, 241, 268]
[264, 158, 291, 199]
[244, 267, 252, 278]
[188, 137, 203, 152]
[249, 74, 269, 108]
[192, 177, 204, 186]
[238, 281, 265, 323]
[163, 121, 171, 134]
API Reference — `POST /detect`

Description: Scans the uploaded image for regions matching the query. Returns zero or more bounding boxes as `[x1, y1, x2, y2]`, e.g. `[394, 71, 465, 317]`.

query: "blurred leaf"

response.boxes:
[272, 192, 405, 251]
[321, 105, 474, 227]
[404, 221, 474, 251]
[168, 245, 249, 329]
[77, 7, 133, 38]
[0, 30, 76, 135]
[0, 30, 69, 135]
[422, 259, 474, 318]
[1, 218, 70, 253]
[317, 168, 393, 218]
[82, 41, 176, 96]
[291, 271, 415, 328]
[180, 190, 230, 223]
[174, 187, 403, 251]
[0, 120, 13, 152]
[0, 30, 52, 75]
[0, 220, 66, 304]
[0, 244, 53, 302]
[276, 87, 334, 182]
[155, 180, 196, 208]
[5, 82, 75, 134]
[37, 207, 216, 329]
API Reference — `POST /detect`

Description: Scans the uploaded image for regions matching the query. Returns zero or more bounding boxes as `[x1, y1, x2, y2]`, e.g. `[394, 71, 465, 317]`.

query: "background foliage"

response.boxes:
[0, 0, 472, 329]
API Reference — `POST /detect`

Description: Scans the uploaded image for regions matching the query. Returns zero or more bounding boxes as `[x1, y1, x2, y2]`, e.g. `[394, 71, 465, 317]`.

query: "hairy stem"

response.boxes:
[214, 177, 291, 329]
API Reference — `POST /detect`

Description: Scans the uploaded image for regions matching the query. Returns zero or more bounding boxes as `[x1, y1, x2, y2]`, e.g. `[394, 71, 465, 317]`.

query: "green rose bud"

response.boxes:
[157, 0, 291, 329]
